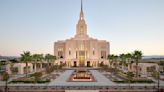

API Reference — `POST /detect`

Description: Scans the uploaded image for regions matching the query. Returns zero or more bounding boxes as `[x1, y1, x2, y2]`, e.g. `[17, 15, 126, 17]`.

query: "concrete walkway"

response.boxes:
[1, 69, 164, 87]
[48, 70, 115, 86]
[48, 69, 164, 87]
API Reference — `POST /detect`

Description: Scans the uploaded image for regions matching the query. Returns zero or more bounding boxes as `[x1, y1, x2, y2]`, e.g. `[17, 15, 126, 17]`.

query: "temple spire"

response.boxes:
[80, 0, 84, 20]
[76, 0, 88, 37]
[81, 0, 83, 12]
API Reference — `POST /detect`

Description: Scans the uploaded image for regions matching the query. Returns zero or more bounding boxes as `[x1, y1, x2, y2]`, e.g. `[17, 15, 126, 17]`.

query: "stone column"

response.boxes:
[19, 65, 24, 74]
[34, 63, 37, 72]
[30, 63, 33, 73]
[128, 63, 130, 71]
[40, 63, 42, 69]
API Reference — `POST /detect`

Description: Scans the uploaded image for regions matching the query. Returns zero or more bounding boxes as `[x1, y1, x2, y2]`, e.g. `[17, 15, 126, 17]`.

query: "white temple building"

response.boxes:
[54, 0, 110, 67]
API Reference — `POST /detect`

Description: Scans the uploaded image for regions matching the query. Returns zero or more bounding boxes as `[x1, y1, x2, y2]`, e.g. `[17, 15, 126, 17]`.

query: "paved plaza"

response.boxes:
[48, 69, 116, 86]
[0, 69, 164, 92]
[48, 69, 164, 87]
[0, 69, 164, 87]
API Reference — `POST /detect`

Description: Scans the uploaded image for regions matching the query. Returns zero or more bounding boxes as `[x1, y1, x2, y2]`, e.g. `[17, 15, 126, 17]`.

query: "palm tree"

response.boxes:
[125, 53, 132, 71]
[38, 54, 44, 69]
[108, 54, 115, 68]
[108, 54, 119, 74]
[32, 54, 45, 72]
[119, 54, 126, 69]
[159, 61, 164, 72]
[132, 50, 142, 77]
[125, 53, 132, 63]
[127, 71, 134, 88]
[3, 72, 9, 92]
[113, 55, 118, 66]
[32, 54, 40, 72]
[45, 54, 56, 68]
[20, 51, 32, 76]
[113, 55, 118, 73]
[44, 54, 57, 74]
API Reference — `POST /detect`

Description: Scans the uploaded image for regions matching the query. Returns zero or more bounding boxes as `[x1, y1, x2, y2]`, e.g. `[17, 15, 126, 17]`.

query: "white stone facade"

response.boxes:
[54, 2, 110, 67]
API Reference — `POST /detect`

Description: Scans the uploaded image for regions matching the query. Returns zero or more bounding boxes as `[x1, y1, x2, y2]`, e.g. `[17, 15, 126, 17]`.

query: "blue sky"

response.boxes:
[0, 0, 164, 56]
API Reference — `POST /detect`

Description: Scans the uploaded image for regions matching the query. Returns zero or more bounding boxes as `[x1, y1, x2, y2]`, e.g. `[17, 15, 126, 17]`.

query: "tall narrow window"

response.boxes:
[69, 51, 71, 55]
[101, 51, 106, 59]
[76, 51, 78, 59]
[93, 51, 95, 55]
[58, 51, 63, 58]
[93, 48, 95, 55]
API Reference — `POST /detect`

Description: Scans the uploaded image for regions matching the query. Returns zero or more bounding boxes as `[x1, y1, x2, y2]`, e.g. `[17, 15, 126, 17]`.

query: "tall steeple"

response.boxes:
[80, 0, 84, 20]
[76, 0, 88, 37]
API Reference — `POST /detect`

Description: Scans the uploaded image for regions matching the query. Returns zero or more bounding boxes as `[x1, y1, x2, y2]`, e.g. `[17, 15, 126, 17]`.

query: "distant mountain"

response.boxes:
[143, 55, 164, 60]
[0, 56, 19, 60]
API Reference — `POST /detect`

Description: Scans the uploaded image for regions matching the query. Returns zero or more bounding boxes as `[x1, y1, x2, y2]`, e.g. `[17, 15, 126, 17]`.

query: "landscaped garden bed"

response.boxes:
[9, 67, 63, 84]
[10, 79, 50, 83]
[104, 71, 155, 84]
[9, 72, 51, 84]
[114, 79, 154, 83]
[9, 76, 50, 84]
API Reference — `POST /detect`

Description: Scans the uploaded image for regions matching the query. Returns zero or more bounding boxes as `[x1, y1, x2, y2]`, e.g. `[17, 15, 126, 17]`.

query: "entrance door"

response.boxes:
[87, 61, 90, 67]
[79, 51, 85, 67]
[73, 61, 77, 67]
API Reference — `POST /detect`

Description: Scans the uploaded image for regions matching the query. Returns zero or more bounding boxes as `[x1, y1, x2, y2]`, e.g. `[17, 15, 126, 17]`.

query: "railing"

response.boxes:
[0, 85, 163, 92]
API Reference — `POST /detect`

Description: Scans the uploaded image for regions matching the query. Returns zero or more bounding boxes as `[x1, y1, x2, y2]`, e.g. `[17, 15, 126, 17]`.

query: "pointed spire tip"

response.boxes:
[81, 0, 83, 11]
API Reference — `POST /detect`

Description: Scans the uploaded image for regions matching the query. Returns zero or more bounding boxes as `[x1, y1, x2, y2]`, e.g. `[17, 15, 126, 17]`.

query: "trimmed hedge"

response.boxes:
[114, 80, 154, 83]
[37, 80, 50, 83]
[10, 80, 50, 84]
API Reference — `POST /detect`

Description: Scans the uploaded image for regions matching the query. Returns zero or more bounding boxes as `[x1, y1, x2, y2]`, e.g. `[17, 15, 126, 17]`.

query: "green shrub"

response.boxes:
[114, 80, 154, 83]
[10, 79, 50, 84]
[37, 80, 50, 83]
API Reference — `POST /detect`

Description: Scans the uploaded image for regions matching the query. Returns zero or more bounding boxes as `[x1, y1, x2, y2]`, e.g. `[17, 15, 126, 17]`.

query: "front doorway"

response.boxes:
[87, 61, 90, 67]
[73, 61, 77, 67]
[79, 51, 85, 67]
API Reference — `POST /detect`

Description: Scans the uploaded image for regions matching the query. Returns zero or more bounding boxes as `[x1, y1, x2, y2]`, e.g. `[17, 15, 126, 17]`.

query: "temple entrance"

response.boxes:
[87, 61, 90, 67]
[79, 51, 85, 67]
[79, 56, 85, 66]
[73, 61, 77, 67]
